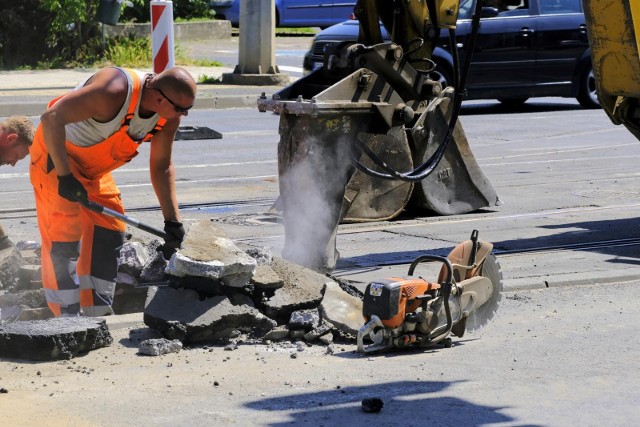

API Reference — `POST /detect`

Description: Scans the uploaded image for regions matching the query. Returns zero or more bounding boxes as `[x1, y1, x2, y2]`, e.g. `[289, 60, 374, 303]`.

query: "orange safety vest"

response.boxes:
[31, 68, 167, 180]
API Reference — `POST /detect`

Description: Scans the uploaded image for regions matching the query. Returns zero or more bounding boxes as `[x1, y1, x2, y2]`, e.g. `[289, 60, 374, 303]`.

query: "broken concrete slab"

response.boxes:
[144, 286, 276, 344]
[251, 265, 284, 290]
[0, 289, 47, 310]
[303, 320, 333, 342]
[319, 281, 364, 337]
[263, 325, 289, 341]
[319, 332, 334, 345]
[138, 338, 183, 356]
[140, 250, 168, 283]
[112, 283, 152, 315]
[0, 222, 13, 251]
[238, 243, 273, 266]
[169, 275, 224, 297]
[261, 257, 327, 324]
[117, 272, 138, 286]
[118, 241, 149, 279]
[167, 220, 256, 288]
[16, 264, 42, 291]
[289, 309, 320, 331]
[0, 246, 24, 290]
[0, 317, 112, 361]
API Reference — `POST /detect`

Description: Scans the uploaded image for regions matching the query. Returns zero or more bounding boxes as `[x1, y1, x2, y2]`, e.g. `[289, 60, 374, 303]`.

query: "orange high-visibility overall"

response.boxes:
[29, 69, 166, 317]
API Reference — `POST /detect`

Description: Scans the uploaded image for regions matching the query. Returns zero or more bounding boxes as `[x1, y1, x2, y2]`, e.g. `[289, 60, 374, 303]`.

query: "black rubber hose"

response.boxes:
[351, 0, 485, 182]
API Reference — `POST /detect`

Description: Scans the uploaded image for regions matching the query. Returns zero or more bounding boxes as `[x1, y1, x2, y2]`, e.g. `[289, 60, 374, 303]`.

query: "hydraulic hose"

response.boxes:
[351, 0, 485, 182]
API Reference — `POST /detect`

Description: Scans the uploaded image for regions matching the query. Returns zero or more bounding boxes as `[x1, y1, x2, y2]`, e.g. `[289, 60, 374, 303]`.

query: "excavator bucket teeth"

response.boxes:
[411, 100, 501, 215]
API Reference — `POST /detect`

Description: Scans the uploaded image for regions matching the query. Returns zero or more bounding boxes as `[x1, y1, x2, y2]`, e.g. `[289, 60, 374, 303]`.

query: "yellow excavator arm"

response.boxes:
[583, 1, 640, 140]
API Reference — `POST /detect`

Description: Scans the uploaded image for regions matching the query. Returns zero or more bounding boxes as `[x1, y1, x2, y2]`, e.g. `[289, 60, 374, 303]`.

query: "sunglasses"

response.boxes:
[155, 87, 194, 113]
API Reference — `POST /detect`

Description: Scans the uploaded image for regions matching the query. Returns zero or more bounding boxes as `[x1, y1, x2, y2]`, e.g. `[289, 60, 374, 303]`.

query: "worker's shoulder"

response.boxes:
[86, 67, 130, 93]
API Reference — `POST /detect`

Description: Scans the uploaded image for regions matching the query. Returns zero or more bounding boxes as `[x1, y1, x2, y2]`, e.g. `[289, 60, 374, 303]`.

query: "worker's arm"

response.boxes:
[39, 68, 128, 176]
[149, 117, 181, 223]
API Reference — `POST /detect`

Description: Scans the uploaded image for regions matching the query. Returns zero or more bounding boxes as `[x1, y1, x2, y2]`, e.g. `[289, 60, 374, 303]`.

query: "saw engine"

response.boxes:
[357, 230, 502, 352]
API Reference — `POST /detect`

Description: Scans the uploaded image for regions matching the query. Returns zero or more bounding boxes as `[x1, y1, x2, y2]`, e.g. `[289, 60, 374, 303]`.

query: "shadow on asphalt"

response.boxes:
[243, 380, 533, 426]
[493, 217, 640, 263]
[338, 216, 640, 269]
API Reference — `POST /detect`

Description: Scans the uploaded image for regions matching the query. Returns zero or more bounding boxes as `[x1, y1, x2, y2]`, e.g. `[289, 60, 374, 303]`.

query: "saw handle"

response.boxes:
[407, 255, 453, 284]
[407, 254, 454, 344]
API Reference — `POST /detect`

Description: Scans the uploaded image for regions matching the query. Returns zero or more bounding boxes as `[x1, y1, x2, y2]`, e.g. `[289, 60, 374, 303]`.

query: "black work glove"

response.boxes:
[162, 220, 185, 258]
[58, 174, 88, 203]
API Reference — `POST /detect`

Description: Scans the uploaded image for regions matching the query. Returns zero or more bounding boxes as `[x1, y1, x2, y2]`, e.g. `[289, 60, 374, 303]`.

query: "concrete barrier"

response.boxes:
[105, 20, 232, 41]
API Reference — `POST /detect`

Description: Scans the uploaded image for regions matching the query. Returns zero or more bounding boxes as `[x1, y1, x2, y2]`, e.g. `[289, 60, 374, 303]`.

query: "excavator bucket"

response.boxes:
[258, 0, 503, 271]
[410, 90, 500, 215]
[259, 60, 499, 271]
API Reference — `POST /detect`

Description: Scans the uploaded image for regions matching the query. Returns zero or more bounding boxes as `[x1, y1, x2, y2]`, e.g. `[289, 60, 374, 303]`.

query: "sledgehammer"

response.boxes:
[81, 200, 168, 240]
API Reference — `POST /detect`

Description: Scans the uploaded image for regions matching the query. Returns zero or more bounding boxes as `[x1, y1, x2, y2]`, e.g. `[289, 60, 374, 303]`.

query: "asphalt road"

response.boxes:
[3, 93, 640, 424]
[4, 97, 640, 291]
[179, 36, 313, 79]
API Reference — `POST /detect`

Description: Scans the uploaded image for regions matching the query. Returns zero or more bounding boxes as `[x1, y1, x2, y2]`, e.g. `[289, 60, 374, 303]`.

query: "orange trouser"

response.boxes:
[29, 126, 131, 317]
[29, 69, 164, 317]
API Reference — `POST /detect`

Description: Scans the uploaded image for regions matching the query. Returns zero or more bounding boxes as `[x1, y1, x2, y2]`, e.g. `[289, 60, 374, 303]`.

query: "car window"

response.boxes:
[539, 0, 581, 14]
[458, 0, 475, 20]
[498, 0, 530, 16]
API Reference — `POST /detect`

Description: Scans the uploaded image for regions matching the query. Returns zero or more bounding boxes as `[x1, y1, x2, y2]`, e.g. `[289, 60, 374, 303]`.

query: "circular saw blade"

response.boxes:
[465, 254, 503, 331]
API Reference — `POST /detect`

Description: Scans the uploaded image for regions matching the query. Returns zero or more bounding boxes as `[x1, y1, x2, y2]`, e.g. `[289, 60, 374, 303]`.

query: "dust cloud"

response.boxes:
[279, 136, 354, 271]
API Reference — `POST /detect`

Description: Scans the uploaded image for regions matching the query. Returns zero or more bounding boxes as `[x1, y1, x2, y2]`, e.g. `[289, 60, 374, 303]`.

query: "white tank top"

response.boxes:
[65, 67, 160, 147]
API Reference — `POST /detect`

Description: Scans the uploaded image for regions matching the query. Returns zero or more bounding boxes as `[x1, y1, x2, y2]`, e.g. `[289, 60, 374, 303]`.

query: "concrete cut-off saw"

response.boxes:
[357, 230, 502, 353]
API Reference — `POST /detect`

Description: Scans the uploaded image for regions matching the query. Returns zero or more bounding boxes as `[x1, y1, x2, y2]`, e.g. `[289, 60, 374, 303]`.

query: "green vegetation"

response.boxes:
[197, 74, 223, 84]
[0, 0, 215, 70]
[275, 27, 319, 35]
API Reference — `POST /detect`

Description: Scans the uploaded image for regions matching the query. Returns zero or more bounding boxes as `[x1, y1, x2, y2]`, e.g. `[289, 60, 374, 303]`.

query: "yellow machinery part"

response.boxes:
[583, 1, 640, 120]
[435, 0, 459, 29]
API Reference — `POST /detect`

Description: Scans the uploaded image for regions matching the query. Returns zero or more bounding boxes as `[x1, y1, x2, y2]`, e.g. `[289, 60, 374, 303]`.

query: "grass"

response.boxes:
[197, 74, 222, 84]
[276, 27, 319, 35]
[88, 36, 223, 69]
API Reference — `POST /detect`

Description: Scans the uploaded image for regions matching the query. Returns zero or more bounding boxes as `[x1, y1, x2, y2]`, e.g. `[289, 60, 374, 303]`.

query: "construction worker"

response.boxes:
[0, 116, 35, 167]
[0, 116, 36, 251]
[29, 66, 197, 317]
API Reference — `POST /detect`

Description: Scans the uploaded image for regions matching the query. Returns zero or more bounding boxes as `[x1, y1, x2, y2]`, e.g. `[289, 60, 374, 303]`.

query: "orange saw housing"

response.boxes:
[362, 277, 441, 328]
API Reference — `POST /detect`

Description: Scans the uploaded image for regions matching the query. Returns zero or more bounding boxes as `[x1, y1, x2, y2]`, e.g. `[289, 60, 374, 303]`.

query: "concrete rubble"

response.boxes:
[138, 338, 183, 356]
[166, 220, 257, 288]
[0, 219, 366, 361]
[0, 317, 112, 361]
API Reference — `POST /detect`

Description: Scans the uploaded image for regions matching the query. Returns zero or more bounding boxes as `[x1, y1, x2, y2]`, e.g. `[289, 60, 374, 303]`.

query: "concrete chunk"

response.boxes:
[0, 246, 24, 290]
[251, 265, 284, 290]
[262, 257, 327, 324]
[319, 281, 364, 336]
[16, 264, 42, 290]
[289, 309, 320, 331]
[0, 289, 47, 310]
[140, 250, 168, 283]
[166, 220, 256, 288]
[118, 241, 149, 278]
[144, 286, 276, 344]
[138, 338, 183, 356]
[0, 317, 112, 361]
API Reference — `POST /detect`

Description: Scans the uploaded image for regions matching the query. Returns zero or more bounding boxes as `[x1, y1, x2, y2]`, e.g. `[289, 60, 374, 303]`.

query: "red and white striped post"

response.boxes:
[150, 0, 175, 73]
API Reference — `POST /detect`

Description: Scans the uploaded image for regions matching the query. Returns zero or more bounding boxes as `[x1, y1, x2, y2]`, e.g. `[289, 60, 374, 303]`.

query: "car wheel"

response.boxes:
[497, 98, 529, 107]
[577, 63, 600, 109]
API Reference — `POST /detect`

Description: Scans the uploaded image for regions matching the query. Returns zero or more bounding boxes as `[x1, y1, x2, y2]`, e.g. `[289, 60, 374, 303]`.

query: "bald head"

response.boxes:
[154, 67, 197, 99]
